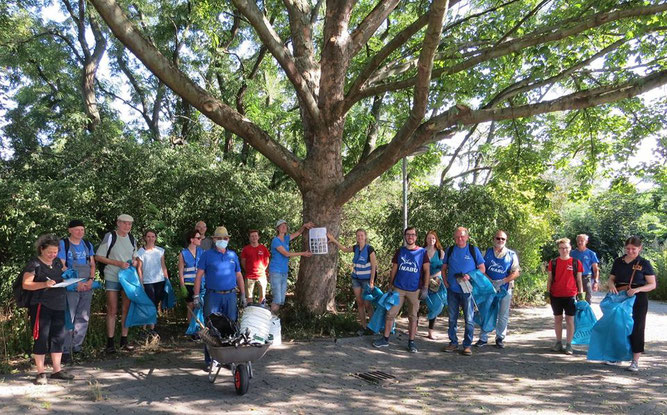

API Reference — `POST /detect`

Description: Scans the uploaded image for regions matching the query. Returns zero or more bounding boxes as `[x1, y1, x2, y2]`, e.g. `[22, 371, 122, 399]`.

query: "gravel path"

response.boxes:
[1, 293, 666, 414]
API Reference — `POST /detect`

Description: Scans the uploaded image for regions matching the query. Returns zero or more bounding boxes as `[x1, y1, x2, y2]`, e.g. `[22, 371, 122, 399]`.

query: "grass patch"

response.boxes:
[280, 303, 360, 340]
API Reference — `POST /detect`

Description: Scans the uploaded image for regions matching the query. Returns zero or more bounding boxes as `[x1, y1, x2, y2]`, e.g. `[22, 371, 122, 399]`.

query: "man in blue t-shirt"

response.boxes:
[58, 219, 96, 360]
[373, 227, 429, 353]
[194, 226, 245, 369]
[570, 234, 600, 304]
[442, 227, 485, 356]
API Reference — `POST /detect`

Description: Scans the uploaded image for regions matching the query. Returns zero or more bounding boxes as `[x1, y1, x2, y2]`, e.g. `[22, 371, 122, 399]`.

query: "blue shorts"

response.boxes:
[105, 280, 122, 292]
[270, 272, 288, 305]
[351, 278, 370, 290]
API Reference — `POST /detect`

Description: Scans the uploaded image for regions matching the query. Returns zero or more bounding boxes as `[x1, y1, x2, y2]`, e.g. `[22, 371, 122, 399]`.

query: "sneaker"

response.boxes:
[604, 360, 620, 366]
[204, 364, 211, 372]
[104, 344, 116, 354]
[626, 360, 639, 372]
[564, 343, 573, 355]
[407, 340, 418, 353]
[356, 328, 366, 337]
[442, 343, 458, 353]
[495, 339, 505, 349]
[120, 343, 135, 352]
[551, 341, 563, 352]
[461, 347, 473, 356]
[34, 373, 47, 385]
[474, 340, 487, 348]
[50, 371, 75, 380]
[373, 337, 389, 348]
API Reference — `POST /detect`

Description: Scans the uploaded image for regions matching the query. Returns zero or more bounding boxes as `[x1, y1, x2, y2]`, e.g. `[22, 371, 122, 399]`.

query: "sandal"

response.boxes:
[50, 371, 75, 380]
[35, 372, 48, 385]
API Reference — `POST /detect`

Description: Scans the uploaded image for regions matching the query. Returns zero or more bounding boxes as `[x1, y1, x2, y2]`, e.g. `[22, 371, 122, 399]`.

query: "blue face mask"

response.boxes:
[215, 239, 229, 249]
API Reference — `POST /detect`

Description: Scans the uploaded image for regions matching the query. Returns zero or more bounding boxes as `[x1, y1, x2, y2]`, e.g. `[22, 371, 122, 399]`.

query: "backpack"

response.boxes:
[550, 258, 579, 284]
[446, 244, 482, 267]
[62, 238, 93, 268]
[13, 264, 38, 308]
[97, 231, 136, 276]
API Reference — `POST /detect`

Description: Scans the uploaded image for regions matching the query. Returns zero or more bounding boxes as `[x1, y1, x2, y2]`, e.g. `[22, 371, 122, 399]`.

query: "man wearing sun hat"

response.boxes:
[194, 226, 245, 369]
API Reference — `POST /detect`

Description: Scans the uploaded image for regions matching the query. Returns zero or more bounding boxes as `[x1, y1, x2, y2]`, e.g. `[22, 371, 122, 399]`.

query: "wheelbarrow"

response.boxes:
[207, 342, 271, 395]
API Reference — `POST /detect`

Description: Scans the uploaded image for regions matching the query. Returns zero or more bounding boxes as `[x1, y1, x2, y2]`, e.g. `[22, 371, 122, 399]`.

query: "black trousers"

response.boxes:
[29, 304, 66, 355]
[630, 292, 648, 354]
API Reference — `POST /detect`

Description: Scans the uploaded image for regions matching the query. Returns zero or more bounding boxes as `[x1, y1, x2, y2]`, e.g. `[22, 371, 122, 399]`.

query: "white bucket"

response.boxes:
[239, 305, 272, 344]
[269, 317, 281, 346]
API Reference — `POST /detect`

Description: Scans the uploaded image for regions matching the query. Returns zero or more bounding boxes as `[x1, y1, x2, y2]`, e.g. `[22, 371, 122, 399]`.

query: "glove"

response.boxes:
[577, 292, 585, 301]
[544, 291, 551, 304]
[193, 296, 201, 309]
[419, 287, 428, 300]
[240, 296, 247, 308]
[180, 285, 188, 298]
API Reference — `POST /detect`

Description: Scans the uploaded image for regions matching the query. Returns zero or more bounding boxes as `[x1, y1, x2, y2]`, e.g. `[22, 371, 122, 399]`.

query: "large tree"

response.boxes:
[87, 0, 667, 312]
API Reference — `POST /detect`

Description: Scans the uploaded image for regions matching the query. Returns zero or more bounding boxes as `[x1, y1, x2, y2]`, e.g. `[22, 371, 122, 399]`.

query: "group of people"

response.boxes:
[20, 215, 657, 385]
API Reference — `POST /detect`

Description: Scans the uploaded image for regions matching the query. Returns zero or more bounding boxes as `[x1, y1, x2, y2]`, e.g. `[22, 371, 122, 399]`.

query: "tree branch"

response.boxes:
[232, 0, 321, 124]
[89, 0, 305, 181]
[439, 124, 476, 186]
[441, 166, 495, 185]
[348, 0, 400, 58]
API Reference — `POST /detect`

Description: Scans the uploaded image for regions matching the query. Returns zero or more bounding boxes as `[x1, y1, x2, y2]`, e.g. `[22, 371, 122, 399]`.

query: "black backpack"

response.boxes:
[12, 264, 38, 308]
[97, 231, 136, 276]
[550, 258, 579, 284]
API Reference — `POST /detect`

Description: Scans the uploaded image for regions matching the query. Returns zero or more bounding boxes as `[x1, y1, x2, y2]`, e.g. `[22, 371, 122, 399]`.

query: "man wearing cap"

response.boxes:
[268, 219, 314, 314]
[194, 226, 245, 368]
[95, 214, 139, 354]
[570, 234, 600, 304]
[195, 221, 214, 251]
[58, 220, 96, 361]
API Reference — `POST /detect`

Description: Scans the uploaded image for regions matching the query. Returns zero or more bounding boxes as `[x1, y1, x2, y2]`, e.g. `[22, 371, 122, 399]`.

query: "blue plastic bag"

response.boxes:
[362, 285, 383, 305]
[572, 300, 597, 345]
[186, 288, 206, 335]
[118, 266, 157, 327]
[62, 269, 80, 292]
[64, 295, 74, 331]
[474, 287, 507, 332]
[587, 292, 636, 362]
[367, 290, 399, 334]
[426, 280, 447, 320]
[161, 278, 176, 311]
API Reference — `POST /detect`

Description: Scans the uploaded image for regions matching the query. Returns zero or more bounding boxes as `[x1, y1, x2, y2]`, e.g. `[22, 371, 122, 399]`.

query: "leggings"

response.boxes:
[630, 292, 648, 354]
[144, 280, 166, 309]
[29, 304, 66, 355]
[429, 317, 436, 330]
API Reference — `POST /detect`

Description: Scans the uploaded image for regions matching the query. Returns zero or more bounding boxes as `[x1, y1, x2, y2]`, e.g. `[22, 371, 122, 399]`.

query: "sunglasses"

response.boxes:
[495, 237, 506, 241]
[194, 236, 203, 240]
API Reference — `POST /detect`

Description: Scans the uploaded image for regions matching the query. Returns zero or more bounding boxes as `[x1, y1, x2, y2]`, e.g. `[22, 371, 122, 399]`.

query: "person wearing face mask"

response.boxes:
[194, 226, 245, 370]
[476, 230, 520, 349]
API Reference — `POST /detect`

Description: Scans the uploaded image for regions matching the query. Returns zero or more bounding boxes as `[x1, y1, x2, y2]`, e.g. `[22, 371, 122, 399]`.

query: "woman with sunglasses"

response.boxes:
[178, 229, 203, 325]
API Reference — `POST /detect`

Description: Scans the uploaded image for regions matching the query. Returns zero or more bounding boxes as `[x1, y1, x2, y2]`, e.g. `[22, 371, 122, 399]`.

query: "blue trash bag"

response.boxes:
[426, 281, 448, 320]
[573, 300, 597, 345]
[362, 285, 384, 305]
[161, 278, 176, 311]
[367, 290, 399, 334]
[64, 295, 74, 331]
[474, 287, 508, 332]
[186, 288, 206, 335]
[587, 292, 636, 362]
[468, 269, 496, 297]
[118, 266, 157, 327]
[62, 269, 80, 292]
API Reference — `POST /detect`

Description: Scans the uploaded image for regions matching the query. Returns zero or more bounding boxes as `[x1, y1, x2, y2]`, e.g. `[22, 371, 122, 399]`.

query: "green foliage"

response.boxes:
[513, 272, 547, 306]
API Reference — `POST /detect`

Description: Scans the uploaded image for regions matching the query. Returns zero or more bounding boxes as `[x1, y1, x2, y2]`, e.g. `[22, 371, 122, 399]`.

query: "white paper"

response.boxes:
[309, 227, 328, 255]
[51, 278, 85, 288]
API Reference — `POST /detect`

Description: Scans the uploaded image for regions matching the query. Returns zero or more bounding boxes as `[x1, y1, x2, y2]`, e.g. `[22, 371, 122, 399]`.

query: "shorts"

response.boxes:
[386, 288, 420, 323]
[105, 279, 122, 292]
[245, 276, 267, 299]
[184, 284, 195, 303]
[270, 272, 288, 305]
[351, 278, 370, 290]
[143, 280, 166, 309]
[550, 296, 576, 316]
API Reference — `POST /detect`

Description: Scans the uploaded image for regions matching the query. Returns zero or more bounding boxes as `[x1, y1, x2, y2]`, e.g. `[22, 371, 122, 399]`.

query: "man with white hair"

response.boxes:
[570, 234, 600, 304]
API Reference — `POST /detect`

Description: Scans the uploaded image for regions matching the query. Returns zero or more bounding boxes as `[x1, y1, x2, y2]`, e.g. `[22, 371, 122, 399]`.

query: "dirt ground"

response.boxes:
[1, 292, 665, 414]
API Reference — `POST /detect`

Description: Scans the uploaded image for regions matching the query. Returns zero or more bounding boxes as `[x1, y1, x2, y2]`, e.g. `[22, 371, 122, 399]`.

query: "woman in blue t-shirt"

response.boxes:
[268, 219, 313, 314]
[328, 229, 378, 335]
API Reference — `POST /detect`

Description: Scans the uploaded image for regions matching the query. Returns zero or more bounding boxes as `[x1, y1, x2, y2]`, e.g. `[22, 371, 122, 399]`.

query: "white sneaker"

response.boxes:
[626, 360, 639, 372]
[604, 361, 620, 366]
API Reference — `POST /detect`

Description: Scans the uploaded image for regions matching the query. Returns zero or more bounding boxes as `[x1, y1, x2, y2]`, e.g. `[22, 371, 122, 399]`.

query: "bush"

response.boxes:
[513, 271, 547, 306]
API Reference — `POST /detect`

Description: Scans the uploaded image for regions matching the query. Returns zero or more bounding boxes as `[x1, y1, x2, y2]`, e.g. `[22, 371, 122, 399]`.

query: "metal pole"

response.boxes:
[402, 157, 408, 230]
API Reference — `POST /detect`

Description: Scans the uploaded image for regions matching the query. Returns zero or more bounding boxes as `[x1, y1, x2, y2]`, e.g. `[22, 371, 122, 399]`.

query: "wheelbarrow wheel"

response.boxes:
[234, 364, 250, 395]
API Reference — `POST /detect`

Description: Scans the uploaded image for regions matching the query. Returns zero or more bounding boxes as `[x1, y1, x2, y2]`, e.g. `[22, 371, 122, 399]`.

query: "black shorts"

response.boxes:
[143, 280, 166, 309]
[185, 284, 195, 303]
[550, 296, 576, 316]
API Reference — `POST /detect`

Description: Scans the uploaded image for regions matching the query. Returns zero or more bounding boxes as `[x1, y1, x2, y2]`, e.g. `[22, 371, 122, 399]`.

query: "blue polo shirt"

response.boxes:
[269, 235, 290, 273]
[570, 248, 599, 276]
[444, 244, 484, 293]
[198, 248, 241, 291]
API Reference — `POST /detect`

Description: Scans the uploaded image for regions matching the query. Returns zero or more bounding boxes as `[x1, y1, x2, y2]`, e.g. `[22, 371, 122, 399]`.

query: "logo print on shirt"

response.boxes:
[398, 255, 419, 273]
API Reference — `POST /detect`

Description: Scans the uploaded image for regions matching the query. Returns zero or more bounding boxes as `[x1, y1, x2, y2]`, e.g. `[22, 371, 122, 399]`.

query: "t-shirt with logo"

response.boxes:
[241, 244, 270, 280]
[570, 248, 599, 275]
[548, 257, 583, 297]
[58, 239, 95, 266]
[444, 244, 485, 293]
[198, 249, 241, 291]
[391, 246, 429, 292]
[484, 247, 520, 290]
